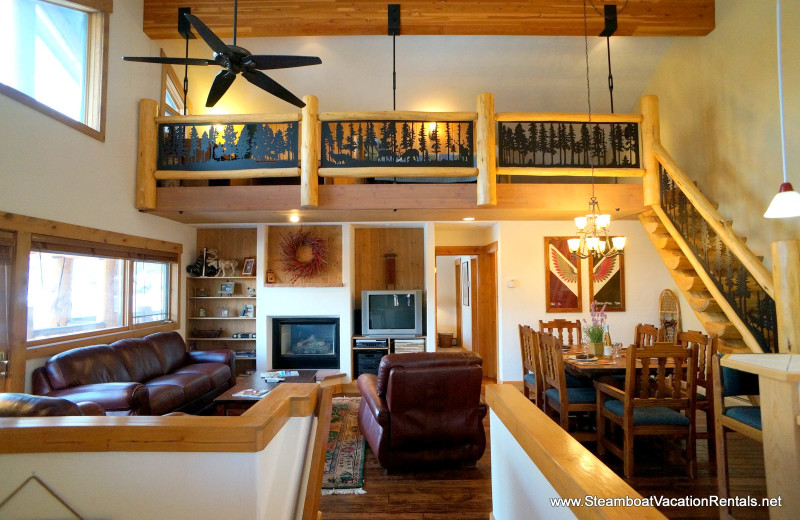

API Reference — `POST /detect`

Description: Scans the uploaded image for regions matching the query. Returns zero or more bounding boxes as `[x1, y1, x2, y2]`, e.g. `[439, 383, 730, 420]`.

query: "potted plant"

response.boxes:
[583, 301, 607, 357]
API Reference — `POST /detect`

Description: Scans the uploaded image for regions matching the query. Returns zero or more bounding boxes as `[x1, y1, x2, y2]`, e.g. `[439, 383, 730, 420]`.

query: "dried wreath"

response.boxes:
[279, 228, 327, 283]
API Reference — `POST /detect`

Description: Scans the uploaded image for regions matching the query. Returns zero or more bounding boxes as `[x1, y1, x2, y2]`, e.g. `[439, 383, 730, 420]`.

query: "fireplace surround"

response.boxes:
[272, 317, 340, 369]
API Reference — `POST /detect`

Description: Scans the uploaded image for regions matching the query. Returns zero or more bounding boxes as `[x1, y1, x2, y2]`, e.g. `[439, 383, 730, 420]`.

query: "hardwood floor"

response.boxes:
[319, 387, 768, 520]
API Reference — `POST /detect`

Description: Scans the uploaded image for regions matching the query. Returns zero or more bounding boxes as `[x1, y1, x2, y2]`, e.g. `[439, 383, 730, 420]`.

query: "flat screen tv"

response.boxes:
[361, 290, 423, 337]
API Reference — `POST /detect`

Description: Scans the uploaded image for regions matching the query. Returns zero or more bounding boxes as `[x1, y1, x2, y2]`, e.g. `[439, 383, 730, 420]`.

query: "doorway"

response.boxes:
[434, 244, 497, 380]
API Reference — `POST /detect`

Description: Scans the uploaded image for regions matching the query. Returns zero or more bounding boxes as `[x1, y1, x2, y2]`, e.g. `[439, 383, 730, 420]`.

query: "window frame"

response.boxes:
[0, 0, 112, 142]
[160, 49, 191, 117]
[1, 212, 182, 364]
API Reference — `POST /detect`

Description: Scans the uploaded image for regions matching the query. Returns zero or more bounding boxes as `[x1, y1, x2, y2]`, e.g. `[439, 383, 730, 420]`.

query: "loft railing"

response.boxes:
[135, 93, 645, 210]
[651, 142, 777, 353]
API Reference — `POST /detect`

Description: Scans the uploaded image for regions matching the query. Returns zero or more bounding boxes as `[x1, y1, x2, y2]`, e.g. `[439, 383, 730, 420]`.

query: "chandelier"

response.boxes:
[569, 0, 626, 260]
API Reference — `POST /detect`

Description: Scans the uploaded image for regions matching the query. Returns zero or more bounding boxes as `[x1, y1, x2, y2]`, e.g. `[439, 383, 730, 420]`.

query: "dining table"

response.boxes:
[562, 346, 680, 379]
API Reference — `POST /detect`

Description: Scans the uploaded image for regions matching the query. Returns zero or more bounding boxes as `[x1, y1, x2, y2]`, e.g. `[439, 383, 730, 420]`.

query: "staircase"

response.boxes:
[639, 208, 750, 353]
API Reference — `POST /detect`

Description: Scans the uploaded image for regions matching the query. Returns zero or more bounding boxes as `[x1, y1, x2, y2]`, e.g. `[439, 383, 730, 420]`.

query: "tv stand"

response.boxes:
[351, 336, 426, 378]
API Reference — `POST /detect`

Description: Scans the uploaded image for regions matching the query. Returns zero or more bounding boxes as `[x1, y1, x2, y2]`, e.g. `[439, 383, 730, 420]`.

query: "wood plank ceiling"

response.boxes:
[142, 0, 715, 40]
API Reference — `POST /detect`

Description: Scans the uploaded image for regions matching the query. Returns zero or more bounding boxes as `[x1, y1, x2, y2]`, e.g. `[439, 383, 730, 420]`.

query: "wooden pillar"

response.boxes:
[7, 231, 30, 392]
[639, 95, 661, 207]
[136, 99, 159, 210]
[772, 239, 800, 353]
[476, 93, 497, 206]
[301, 95, 319, 208]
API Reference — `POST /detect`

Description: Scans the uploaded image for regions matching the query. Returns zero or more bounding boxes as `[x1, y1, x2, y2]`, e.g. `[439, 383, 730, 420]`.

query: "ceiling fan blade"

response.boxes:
[123, 56, 215, 66]
[242, 70, 305, 108]
[246, 55, 322, 71]
[206, 70, 237, 107]
[184, 13, 230, 56]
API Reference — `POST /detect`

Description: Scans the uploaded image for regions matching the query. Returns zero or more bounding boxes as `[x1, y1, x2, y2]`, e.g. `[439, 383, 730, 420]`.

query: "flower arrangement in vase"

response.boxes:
[583, 300, 607, 357]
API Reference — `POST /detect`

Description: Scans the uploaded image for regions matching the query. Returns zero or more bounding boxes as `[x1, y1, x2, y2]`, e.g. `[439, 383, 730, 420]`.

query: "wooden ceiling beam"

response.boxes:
[142, 1, 714, 40]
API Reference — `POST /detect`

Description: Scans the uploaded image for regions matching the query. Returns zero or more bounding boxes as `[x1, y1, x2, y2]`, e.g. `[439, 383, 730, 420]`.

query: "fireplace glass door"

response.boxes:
[273, 317, 340, 369]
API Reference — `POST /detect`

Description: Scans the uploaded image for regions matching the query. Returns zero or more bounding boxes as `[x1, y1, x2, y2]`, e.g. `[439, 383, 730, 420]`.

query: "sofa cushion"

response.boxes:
[44, 345, 131, 389]
[146, 331, 188, 374]
[113, 337, 166, 382]
[173, 363, 232, 388]
[143, 383, 186, 416]
[146, 372, 213, 402]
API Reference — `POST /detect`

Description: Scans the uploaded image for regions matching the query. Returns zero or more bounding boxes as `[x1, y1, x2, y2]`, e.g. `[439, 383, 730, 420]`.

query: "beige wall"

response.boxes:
[643, 0, 800, 267]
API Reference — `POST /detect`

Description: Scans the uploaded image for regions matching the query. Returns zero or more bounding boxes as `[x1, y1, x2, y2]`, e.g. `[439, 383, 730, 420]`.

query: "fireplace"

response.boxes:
[272, 317, 340, 369]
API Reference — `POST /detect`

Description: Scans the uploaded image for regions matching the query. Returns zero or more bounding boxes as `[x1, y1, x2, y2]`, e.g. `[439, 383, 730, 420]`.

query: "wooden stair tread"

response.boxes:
[704, 321, 742, 339]
[689, 296, 722, 313]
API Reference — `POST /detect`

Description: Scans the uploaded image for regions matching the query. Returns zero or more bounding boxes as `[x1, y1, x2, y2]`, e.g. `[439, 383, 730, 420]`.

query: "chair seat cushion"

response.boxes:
[604, 399, 690, 426]
[545, 386, 596, 404]
[725, 406, 762, 430]
[523, 373, 536, 387]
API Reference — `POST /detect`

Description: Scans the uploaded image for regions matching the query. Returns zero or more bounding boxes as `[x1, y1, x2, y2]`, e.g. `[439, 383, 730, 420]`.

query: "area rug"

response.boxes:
[321, 396, 366, 495]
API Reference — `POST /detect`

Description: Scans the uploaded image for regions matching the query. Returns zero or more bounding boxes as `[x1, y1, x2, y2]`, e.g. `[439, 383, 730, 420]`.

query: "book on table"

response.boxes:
[232, 388, 272, 399]
[261, 370, 299, 382]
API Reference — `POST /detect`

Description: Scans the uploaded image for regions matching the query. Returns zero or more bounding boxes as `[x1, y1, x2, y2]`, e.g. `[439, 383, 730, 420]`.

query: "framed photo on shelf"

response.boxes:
[588, 249, 625, 312]
[241, 304, 254, 317]
[219, 307, 229, 318]
[219, 282, 234, 296]
[544, 236, 582, 313]
[241, 257, 255, 276]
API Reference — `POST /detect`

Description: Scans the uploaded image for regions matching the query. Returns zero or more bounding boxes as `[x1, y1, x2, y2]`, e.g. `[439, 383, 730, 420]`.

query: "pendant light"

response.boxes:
[764, 0, 800, 218]
[569, 0, 626, 259]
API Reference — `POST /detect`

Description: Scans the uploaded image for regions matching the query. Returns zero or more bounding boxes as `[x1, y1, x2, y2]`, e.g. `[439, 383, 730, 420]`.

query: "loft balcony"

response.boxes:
[135, 93, 651, 224]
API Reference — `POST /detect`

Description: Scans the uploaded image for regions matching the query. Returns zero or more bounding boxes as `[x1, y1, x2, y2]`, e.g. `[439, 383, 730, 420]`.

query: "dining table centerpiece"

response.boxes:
[583, 300, 607, 357]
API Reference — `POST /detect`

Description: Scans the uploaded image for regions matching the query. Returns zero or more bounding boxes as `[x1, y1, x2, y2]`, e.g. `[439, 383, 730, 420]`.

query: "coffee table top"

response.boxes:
[215, 369, 318, 405]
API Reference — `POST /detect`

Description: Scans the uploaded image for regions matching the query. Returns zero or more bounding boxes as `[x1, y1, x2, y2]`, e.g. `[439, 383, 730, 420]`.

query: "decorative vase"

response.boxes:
[591, 342, 604, 357]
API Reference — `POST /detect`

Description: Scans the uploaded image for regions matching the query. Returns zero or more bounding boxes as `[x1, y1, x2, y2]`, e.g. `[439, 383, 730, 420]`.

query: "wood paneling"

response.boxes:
[266, 225, 342, 286]
[143, 1, 714, 40]
[196, 227, 257, 265]
[353, 228, 424, 300]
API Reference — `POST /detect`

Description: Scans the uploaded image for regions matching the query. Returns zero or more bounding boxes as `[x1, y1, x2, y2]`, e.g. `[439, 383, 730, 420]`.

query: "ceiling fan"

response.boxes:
[123, 2, 321, 108]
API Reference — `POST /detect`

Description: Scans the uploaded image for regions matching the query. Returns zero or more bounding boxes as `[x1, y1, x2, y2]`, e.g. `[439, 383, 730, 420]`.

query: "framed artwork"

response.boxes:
[219, 282, 234, 296]
[589, 249, 625, 312]
[241, 257, 255, 276]
[545, 236, 582, 313]
[461, 261, 470, 306]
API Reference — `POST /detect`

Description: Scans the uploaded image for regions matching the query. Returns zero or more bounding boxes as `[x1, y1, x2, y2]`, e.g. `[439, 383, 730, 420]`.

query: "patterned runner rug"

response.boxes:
[321, 396, 366, 495]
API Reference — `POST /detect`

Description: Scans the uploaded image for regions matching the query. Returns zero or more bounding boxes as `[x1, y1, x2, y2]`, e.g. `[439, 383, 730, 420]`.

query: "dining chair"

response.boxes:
[712, 354, 762, 520]
[675, 329, 718, 471]
[539, 318, 582, 350]
[518, 324, 543, 408]
[596, 343, 697, 478]
[633, 323, 660, 348]
[540, 332, 596, 442]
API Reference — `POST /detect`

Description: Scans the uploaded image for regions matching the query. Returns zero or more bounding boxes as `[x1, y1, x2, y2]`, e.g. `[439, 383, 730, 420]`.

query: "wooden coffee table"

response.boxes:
[215, 369, 318, 415]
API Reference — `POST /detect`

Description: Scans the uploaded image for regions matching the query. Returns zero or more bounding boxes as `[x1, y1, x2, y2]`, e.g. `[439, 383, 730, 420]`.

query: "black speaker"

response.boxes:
[388, 4, 401, 36]
[178, 7, 196, 39]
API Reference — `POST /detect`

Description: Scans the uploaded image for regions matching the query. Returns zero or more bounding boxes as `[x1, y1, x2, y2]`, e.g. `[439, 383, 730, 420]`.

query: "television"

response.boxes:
[361, 290, 423, 337]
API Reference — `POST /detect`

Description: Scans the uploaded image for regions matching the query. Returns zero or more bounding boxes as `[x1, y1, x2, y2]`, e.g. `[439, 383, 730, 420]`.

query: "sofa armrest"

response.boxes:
[76, 401, 106, 416]
[188, 349, 236, 387]
[45, 383, 150, 415]
[357, 374, 390, 429]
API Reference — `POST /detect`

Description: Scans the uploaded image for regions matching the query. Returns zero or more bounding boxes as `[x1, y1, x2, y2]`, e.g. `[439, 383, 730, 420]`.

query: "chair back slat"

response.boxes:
[625, 344, 696, 408]
[634, 323, 660, 348]
[539, 319, 581, 349]
[539, 332, 566, 397]
[519, 324, 536, 374]
[675, 330, 718, 394]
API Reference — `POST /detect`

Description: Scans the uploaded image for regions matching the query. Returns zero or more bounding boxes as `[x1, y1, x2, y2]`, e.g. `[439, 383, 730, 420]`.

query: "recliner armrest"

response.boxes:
[357, 374, 390, 429]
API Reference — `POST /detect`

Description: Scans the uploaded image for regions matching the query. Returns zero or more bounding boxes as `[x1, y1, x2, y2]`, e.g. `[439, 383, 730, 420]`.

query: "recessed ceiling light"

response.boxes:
[462, 217, 475, 221]
[289, 215, 300, 223]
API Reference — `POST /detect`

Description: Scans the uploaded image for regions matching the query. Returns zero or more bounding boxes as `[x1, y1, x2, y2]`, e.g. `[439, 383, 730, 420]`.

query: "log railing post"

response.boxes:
[301, 95, 320, 208]
[136, 99, 159, 210]
[639, 95, 661, 207]
[476, 93, 497, 206]
[772, 239, 800, 353]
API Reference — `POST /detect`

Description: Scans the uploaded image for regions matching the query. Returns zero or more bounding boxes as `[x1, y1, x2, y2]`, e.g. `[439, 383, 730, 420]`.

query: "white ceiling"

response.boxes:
[155, 34, 674, 115]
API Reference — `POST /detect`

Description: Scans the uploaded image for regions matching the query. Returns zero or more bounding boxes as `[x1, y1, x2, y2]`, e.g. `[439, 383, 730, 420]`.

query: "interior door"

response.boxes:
[454, 258, 462, 347]
[0, 231, 13, 391]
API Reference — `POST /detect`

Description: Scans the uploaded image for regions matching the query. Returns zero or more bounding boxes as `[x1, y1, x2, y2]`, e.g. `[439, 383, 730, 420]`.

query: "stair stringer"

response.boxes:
[639, 206, 760, 354]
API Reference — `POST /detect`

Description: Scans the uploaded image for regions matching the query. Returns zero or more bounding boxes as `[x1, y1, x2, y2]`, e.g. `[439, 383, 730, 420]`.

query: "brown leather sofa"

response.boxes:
[0, 393, 106, 417]
[32, 331, 235, 415]
[357, 351, 487, 470]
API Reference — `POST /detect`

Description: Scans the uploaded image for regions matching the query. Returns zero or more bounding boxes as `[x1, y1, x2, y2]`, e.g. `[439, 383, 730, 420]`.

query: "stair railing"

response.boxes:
[651, 142, 778, 353]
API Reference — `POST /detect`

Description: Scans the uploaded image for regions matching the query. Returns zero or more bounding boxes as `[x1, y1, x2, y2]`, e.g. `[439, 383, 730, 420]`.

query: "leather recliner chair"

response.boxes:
[356, 351, 487, 470]
[0, 393, 105, 417]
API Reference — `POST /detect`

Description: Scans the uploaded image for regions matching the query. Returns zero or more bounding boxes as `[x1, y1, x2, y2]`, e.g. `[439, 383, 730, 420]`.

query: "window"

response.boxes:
[26, 232, 179, 345]
[0, 0, 111, 141]
[160, 49, 189, 117]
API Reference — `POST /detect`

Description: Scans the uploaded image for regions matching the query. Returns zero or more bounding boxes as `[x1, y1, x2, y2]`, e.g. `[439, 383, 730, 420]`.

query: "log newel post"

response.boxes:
[772, 239, 800, 353]
[136, 99, 159, 210]
[476, 92, 497, 206]
[301, 95, 320, 208]
[639, 95, 661, 207]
